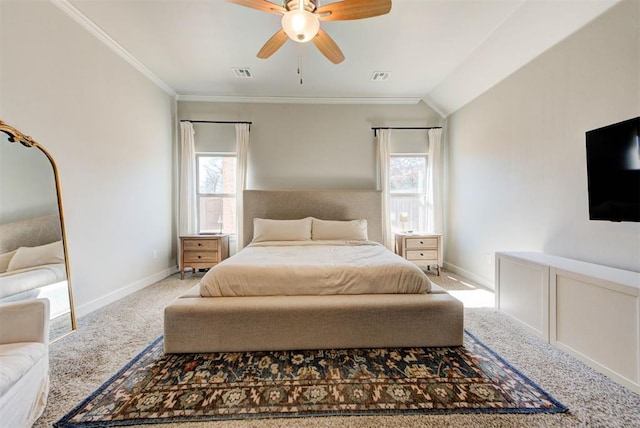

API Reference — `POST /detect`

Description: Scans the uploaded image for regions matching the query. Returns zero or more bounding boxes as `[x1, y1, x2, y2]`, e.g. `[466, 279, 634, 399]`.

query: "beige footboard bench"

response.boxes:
[164, 284, 464, 353]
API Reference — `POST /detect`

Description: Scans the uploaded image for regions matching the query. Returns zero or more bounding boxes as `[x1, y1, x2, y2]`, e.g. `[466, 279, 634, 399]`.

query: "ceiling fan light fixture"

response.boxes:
[281, 10, 319, 43]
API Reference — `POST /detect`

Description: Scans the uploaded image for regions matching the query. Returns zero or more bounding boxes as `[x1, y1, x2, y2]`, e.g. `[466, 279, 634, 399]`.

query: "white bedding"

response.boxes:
[0, 264, 66, 299]
[199, 240, 431, 297]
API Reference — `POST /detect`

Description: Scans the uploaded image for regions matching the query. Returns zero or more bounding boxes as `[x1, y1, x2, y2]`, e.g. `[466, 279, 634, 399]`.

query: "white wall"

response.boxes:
[0, 1, 176, 315]
[446, 0, 640, 286]
[178, 102, 442, 190]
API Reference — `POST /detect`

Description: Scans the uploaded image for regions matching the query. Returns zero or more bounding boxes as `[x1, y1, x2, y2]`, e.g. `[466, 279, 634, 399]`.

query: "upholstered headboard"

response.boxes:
[0, 214, 62, 254]
[243, 190, 383, 247]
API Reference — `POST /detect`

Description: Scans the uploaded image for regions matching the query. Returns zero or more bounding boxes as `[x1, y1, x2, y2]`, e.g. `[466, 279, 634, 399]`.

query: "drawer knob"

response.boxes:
[419, 241, 424, 244]
[197, 256, 201, 259]
[198, 243, 202, 247]
[420, 253, 424, 256]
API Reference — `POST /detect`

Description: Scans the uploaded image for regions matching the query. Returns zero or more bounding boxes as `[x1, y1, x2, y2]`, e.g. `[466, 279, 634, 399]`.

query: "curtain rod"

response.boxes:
[180, 120, 252, 125]
[372, 126, 441, 136]
[372, 126, 441, 130]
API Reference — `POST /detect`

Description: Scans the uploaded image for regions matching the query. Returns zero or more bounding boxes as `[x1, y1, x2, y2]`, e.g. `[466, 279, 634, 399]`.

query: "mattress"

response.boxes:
[199, 240, 432, 297]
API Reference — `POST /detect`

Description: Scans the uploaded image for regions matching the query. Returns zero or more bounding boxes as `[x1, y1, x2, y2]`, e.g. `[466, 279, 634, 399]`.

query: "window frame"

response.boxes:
[389, 152, 429, 233]
[195, 152, 237, 235]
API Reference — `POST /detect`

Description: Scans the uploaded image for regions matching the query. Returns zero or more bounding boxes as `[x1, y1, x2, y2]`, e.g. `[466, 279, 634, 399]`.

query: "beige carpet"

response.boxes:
[35, 270, 640, 428]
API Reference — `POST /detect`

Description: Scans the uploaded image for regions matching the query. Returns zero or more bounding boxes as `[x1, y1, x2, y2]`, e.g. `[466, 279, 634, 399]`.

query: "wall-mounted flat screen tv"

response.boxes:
[586, 116, 640, 222]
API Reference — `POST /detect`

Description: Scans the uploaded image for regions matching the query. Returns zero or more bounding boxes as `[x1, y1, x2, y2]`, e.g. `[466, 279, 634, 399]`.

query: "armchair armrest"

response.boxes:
[0, 298, 50, 345]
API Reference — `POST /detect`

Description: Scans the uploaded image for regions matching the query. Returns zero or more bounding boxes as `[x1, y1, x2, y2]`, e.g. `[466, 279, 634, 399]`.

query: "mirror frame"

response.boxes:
[0, 120, 77, 335]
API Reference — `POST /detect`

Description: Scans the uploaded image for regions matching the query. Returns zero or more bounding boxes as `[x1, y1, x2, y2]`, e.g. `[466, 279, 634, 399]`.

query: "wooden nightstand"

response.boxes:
[179, 235, 229, 279]
[395, 232, 443, 275]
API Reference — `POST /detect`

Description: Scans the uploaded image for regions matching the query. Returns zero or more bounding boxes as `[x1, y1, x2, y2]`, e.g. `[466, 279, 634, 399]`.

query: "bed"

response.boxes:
[164, 190, 463, 353]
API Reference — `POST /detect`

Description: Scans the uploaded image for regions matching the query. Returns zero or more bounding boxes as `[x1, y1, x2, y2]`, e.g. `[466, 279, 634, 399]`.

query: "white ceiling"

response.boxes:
[59, 0, 619, 116]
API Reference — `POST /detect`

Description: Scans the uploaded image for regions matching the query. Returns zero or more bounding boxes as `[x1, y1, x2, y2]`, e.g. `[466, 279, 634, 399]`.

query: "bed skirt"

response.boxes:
[163, 284, 464, 353]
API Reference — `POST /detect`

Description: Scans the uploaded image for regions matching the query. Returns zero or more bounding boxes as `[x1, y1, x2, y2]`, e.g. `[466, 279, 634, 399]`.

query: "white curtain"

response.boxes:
[178, 121, 197, 260]
[376, 129, 393, 249]
[235, 123, 250, 251]
[427, 128, 443, 233]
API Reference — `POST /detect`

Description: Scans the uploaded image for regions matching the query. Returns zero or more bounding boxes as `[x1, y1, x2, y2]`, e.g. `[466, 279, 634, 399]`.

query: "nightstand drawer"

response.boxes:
[405, 237, 438, 249]
[406, 250, 438, 261]
[183, 251, 219, 263]
[183, 239, 218, 251]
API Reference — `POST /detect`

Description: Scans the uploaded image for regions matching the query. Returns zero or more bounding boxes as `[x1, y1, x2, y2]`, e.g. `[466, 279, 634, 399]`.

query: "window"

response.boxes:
[390, 154, 428, 233]
[196, 153, 236, 235]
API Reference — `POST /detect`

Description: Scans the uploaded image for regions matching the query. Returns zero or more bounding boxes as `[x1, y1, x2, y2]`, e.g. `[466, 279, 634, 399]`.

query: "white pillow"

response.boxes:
[252, 217, 312, 242]
[312, 218, 368, 241]
[0, 250, 17, 273]
[7, 240, 64, 272]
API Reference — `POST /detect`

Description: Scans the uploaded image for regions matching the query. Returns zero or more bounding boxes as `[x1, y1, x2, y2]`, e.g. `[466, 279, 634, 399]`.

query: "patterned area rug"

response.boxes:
[54, 331, 567, 427]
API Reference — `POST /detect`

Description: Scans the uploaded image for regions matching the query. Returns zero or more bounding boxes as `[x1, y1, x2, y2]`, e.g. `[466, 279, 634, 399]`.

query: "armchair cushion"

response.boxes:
[0, 343, 47, 397]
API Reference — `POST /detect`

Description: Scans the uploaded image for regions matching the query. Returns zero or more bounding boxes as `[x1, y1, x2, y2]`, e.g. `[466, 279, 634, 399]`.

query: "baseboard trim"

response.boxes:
[443, 262, 494, 290]
[75, 266, 178, 318]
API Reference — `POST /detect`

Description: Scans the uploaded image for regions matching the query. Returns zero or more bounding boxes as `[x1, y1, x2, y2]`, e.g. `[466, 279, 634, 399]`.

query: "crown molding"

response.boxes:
[420, 96, 448, 119]
[176, 95, 423, 105]
[50, 0, 176, 97]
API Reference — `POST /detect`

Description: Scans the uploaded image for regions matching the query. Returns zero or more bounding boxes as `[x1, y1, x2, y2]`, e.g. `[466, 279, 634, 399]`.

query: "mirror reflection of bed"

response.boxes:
[0, 122, 76, 341]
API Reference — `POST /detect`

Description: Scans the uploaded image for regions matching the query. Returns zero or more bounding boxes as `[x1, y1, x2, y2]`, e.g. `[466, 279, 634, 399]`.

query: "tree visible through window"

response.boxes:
[390, 154, 427, 232]
[196, 154, 236, 234]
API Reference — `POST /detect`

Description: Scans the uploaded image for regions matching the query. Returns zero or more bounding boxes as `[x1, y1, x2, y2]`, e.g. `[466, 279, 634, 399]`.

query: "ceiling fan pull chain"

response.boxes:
[298, 44, 304, 85]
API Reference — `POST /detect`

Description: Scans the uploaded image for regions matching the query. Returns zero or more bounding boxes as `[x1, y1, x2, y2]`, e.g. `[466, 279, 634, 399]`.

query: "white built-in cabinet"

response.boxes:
[495, 251, 640, 393]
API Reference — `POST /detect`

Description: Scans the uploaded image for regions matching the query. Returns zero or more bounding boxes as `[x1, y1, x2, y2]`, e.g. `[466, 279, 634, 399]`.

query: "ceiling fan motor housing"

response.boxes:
[285, 0, 319, 13]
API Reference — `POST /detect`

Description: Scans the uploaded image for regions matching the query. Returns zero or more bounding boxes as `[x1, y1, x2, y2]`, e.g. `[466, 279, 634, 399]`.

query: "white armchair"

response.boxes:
[0, 298, 50, 428]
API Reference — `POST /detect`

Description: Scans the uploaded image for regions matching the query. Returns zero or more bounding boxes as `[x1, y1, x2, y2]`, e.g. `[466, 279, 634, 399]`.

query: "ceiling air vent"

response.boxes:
[233, 68, 253, 78]
[371, 71, 391, 81]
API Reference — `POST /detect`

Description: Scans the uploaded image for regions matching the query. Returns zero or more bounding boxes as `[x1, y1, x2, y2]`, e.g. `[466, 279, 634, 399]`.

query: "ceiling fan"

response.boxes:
[227, 0, 392, 64]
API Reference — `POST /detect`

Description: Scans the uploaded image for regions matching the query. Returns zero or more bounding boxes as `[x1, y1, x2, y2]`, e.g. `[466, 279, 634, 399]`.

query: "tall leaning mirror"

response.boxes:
[0, 120, 76, 341]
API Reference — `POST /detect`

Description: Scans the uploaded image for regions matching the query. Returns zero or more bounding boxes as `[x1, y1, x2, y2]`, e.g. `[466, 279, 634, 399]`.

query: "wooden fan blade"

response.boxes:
[317, 0, 391, 21]
[226, 0, 286, 15]
[257, 29, 289, 59]
[312, 29, 345, 64]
